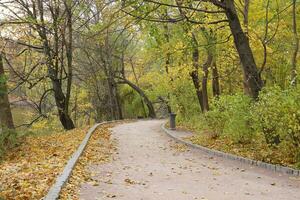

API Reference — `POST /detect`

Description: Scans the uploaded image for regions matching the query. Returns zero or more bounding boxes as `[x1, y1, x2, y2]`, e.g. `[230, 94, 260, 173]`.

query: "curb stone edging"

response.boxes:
[161, 123, 300, 177]
[43, 121, 116, 200]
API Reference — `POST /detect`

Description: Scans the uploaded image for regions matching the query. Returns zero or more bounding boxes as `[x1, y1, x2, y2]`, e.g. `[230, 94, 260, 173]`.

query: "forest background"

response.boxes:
[0, 0, 300, 169]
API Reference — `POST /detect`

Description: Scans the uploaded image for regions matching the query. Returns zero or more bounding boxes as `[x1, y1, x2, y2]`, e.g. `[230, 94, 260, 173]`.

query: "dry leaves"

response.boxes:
[0, 127, 89, 200]
[59, 124, 116, 200]
[170, 142, 188, 152]
[189, 132, 297, 168]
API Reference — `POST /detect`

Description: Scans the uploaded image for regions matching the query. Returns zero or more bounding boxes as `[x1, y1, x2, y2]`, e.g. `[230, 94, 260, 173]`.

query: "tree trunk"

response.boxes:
[0, 53, 14, 129]
[175, 0, 206, 112]
[74, 87, 78, 126]
[190, 71, 204, 112]
[119, 78, 156, 118]
[130, 60, 148, 116]
[114, 85, 123, 119]
[50, 74, 75, 130]
[224, 0, 263, 98]
[190, 33, 205, 112]
[202, 53, 213, 112]
[64, 0, 73, 114]
[163, 23, 173, 113]
[212, 60, 220, 97]
[243, 0, 250, 35]
[291, 0, 299, 86]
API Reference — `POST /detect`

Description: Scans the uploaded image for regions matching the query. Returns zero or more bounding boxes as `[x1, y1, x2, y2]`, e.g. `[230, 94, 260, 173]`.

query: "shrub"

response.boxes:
[253, 86, 300, 164]
[205, 94, 255, 143]
[204, 98, 227, 135]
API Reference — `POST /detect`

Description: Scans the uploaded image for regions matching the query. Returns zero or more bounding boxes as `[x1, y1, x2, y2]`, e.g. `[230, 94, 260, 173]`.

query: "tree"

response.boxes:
[122, 0, 264, 98]
[0, 53, 14, 130]
[214, 0, 263, 98]
[0, 0, 77, 129]
[291, 0, 299, 85]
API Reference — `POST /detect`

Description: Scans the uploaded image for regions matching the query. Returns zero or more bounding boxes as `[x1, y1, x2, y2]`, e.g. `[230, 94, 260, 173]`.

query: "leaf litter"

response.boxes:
[60, 123, 116, 200]
[0, 127, 89, 200]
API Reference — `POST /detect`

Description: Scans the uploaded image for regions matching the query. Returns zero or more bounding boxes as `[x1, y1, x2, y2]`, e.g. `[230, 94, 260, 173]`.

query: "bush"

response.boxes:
[177, 114, 208, 133]
[181, 86, 300, 168]
[205, 94, 255, 143]
[253, 86, 300, 163]
[204, 98, 227, 136]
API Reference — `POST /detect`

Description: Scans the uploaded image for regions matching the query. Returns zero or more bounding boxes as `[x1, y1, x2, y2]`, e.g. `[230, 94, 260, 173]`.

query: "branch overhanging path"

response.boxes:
[78, 120, 300, 200]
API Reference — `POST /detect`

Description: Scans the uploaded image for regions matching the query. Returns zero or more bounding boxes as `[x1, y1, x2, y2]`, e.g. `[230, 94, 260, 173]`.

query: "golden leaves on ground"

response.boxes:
[170, 143, 188, 152]
[0, 127, 89, 200]
[189, 131, 295, 168]
[60, 124, 115, 200]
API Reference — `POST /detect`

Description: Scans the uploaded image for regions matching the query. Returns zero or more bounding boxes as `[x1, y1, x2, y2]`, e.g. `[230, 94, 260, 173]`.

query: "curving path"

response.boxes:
[79, 120, 300, 200]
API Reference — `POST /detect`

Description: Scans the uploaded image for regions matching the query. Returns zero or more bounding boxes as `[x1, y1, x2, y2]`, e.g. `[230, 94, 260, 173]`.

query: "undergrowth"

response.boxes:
[177, 86, 300, 169]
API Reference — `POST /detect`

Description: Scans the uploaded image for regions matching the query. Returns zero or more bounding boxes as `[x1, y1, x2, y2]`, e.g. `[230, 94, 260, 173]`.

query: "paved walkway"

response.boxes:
[79, 120, 300, 200]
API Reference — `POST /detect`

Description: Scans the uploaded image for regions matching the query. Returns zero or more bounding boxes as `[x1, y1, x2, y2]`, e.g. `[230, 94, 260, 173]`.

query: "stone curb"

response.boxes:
[161, 123, 300, 177]
[43, 121, 116, 200]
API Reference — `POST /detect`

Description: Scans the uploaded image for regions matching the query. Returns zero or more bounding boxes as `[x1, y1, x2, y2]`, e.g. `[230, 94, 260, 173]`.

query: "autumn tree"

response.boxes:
[122, 0, 264, 98]
[0, 0, 79, 129]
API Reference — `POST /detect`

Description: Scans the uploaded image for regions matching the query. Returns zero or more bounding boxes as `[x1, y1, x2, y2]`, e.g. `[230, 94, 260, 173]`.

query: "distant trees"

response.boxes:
[122, 0, 264, 99]
[0, 0, 78, 129]
[0, 0, 298, 128]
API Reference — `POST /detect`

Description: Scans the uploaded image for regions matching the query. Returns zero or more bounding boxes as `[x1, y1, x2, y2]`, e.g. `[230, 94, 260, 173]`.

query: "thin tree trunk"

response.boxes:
[224, 0, 263, 98]
[163, 23, 172, 113]
[175, 0, 205, 112]
[212, 60, 220, 97]
[105, 32, 121, 120]
[291, 0, 299, 86]
[190, 33, 205, 112]
[130, 60, 147, 116]
[106, 76, 116, 120]
[74, 87, 78, 126]
[64, 0, 73, 113]
[202, 53, 213, 112]
[0, 53, 14, 130]
[114, 84, 123, 119]
[243, 0, 250, 35]
[190, 70, 204, 112]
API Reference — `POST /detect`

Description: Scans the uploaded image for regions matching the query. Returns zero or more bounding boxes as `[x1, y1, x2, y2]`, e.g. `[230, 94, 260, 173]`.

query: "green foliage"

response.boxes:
[253, 86, 300, 164]
[120, 85, 147, 118]
[0, 74, 8, 94]
[0, 74, 7, 83]
[177, 114, 208, 133]
[29, 115, 64, 135]
[189, 88, 300, 167]
[170, 78, 201, 119]
[205, 94, 255, 143]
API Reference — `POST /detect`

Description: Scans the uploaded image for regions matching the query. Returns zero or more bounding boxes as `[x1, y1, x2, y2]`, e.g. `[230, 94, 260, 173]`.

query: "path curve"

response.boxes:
[79, 120, 300, 200]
